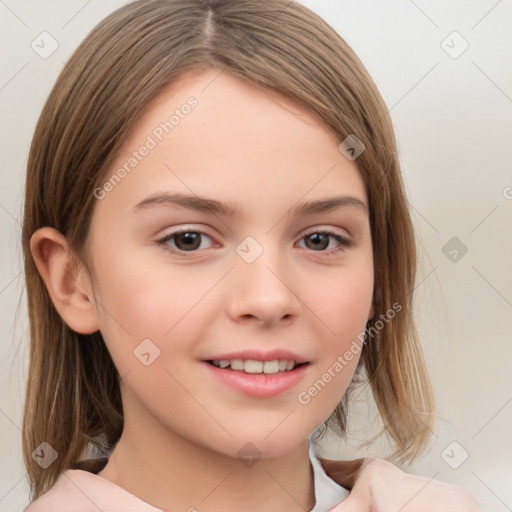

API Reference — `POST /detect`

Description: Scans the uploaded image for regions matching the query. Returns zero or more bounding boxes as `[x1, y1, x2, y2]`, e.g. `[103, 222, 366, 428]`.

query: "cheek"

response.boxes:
[89, 267, 207, 422]
[90, 251, 215, 371]
[300, 266, 372, 404]
[311, 264, 373, 341]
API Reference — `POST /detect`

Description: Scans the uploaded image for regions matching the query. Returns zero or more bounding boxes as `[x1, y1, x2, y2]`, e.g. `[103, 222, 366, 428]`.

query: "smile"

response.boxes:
[207, 359, 305, 374]
[202, 359, 310, 398]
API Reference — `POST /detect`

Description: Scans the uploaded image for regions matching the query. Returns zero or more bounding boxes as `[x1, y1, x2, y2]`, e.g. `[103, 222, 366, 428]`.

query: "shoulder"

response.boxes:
[24, 470, 102, 512]
[24, 466, 164, 512]
[25, 458, 110, 512]
[320, 456, 480, 511]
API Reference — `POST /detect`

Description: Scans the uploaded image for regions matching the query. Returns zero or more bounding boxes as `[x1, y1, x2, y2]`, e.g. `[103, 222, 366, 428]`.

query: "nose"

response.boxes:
[225, 243, 300, 326]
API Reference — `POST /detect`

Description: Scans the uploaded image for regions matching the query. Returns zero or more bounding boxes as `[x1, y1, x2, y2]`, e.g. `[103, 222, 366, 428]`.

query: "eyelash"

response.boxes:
[155, 228, 353, 256]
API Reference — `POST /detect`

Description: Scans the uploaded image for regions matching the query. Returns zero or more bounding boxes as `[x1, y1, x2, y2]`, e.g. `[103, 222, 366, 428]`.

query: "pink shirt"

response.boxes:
[24, 444, 350, 512]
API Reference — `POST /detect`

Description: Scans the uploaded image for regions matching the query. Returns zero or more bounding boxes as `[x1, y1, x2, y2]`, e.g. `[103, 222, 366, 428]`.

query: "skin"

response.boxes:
[31, 68, 375, 511]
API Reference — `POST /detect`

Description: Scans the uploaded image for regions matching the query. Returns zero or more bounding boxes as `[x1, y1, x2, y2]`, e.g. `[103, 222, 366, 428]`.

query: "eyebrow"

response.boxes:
[133, 192, 368, 217]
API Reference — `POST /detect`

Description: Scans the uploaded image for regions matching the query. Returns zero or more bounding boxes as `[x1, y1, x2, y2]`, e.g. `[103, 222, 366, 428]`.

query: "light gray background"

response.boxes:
[1, 1, 511, 510]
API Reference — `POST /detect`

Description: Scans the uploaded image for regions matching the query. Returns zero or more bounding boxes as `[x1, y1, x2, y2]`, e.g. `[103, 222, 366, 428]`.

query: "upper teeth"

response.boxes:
[211, 359, 297, 374]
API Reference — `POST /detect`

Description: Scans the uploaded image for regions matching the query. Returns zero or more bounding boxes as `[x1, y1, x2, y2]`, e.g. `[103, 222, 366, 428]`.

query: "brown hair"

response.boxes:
[22, 0, 435, 501]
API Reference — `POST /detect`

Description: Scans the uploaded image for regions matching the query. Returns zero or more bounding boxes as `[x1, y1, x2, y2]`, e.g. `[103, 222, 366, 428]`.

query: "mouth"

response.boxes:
[205, 358, 309, 374]
[202, 355, 311, 398]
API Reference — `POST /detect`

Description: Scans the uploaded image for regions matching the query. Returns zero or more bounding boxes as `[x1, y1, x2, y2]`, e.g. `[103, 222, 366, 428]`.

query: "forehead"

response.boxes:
[130, 67, 342, 155]
[95, 68, 367, 221]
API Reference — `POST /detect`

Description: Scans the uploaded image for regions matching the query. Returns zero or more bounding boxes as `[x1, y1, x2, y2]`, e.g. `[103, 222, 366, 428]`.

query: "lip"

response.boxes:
[202, 349, 310, 364]
[201, 360, 310, 398]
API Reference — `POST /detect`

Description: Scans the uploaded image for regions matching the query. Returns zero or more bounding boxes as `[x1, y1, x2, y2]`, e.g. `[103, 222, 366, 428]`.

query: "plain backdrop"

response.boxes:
[1, 1, 511, 510]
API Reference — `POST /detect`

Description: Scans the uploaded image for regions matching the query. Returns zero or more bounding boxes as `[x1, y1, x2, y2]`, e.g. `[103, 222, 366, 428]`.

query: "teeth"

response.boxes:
[263, 360, 279, 374]
[245, 360, 263, 373]
[230, 359, 244, 371]
[210, 359, 299, 374]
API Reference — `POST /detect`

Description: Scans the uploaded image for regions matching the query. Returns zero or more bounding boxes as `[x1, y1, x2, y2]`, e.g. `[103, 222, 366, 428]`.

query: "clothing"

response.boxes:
[309, 442, 350, 511]
[24, 443, 350, 512]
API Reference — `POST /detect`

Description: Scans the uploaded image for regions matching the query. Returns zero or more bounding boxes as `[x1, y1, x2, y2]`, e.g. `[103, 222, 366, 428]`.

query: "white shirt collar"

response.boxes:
[309, 441, 350, 511]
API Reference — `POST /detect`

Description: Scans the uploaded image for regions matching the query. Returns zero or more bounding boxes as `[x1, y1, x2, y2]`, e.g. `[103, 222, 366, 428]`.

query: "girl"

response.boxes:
[22, 0, 478, 510]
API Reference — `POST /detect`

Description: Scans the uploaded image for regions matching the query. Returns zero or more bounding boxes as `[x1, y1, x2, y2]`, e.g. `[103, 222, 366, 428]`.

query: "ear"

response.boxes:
[30, 227, 99, 334]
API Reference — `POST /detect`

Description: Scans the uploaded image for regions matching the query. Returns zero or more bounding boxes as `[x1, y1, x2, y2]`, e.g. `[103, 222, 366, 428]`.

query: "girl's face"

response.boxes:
[85, 69, 374, 459]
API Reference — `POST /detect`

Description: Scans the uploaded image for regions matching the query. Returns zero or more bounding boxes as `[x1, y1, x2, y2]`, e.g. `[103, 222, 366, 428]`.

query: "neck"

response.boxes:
[98, 418, 315, 512]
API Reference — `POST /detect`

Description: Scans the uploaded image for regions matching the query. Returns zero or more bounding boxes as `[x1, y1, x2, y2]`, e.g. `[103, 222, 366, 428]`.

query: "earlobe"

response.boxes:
[30, 227, 99, 334]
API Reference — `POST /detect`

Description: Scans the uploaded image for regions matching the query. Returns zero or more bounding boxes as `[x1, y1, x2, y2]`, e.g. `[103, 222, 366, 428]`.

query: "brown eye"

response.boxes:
[156, 229, 215, 253]
[298, 230, 353, 254]
[304, 233, 330, 250]
[174, 232, 202, 251]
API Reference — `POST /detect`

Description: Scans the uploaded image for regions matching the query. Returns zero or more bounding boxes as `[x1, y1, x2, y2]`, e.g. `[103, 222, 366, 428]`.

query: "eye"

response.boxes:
[156, 229, 215, 253]
[155, 227, 352, 255]
[298, 229, 353, 254]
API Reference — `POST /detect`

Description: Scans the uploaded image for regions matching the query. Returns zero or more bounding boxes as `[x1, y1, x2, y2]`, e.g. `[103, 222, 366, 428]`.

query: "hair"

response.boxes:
[22, 0, 435, 501]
